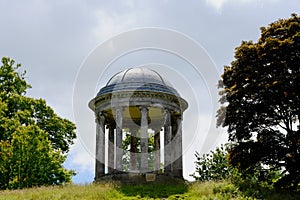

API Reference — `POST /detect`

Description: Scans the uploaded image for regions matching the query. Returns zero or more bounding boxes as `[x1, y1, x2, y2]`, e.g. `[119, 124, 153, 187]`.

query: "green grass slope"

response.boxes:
[0, 181, 299, 200]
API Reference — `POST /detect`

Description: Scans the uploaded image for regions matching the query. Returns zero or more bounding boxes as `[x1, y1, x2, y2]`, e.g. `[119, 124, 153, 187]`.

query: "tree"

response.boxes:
[2, 125, 74, 189]
[191, 144, 232, 181]
[0, 57, 76, 189]
[0, 58, 76, 153]
[218, 14, 300, 190]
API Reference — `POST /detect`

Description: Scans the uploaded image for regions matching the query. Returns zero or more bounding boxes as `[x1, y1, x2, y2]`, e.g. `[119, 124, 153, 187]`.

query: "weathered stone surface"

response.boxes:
[146, 173, 156, 182]
[115, 107, 123, 172]
[108, 125, 115, 173]
[154, 129, 160, 172]
[94, 172, 185, 185]
[140, 106, 148, 172]
[164, 109, 172, 174]
[95, 114, 105, 179]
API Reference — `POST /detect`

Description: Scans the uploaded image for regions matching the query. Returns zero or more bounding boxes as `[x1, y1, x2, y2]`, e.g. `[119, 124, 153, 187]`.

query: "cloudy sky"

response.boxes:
[0, 0, 299, 183]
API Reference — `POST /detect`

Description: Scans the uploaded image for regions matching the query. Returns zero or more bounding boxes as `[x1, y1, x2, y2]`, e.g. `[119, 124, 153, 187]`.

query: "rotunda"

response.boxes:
[89, 68, 188, 183]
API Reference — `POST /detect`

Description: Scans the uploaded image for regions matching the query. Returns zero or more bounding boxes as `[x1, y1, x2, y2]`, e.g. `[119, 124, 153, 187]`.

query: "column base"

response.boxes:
[94, 172, 185, 184]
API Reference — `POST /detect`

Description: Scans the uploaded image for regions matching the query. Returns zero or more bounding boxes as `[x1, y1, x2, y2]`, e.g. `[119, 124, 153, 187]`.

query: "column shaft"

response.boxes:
[95, 113, 105, 179]
[108, 125, 115, 173]
[154, 129, 161, 172]
[164, 109, 172, 174]
[140, 106, 148, 172]
[115, 108, 123, 171]
[173, 116, 183, 178]
[130, 128, 138, 171]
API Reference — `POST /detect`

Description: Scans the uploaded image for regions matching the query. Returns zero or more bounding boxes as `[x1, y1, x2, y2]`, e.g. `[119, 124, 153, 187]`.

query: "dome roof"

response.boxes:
[97, 68, 180, 96]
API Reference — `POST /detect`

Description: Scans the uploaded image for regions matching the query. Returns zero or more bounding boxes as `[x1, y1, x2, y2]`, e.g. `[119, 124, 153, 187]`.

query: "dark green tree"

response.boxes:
[0, 57, 76, 189]
[218, 14, 300, 190]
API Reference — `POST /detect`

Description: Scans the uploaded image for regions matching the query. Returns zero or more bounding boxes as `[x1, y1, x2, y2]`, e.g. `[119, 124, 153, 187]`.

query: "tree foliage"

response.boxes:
[0, 58, 76, 153]
[218, 14, 300, 190]
[0, 57, 76, 189]
[191, 144, 232, 181]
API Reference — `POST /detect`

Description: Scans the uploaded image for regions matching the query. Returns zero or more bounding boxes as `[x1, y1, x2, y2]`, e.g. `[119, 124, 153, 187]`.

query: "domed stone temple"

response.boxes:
[89, 68, 188, 183]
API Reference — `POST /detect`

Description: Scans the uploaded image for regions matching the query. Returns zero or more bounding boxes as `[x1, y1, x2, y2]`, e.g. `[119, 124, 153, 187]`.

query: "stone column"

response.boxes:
[164, 109, 172, 174]
[108, 124, 115, 173]
[173, 116, 183, 178]
[153, 128, 161, 172]
[130, 128, 138, 171]
[115, 107, 123, 172]
[95, 113, 105, 179]
[140, 106, 148, 172]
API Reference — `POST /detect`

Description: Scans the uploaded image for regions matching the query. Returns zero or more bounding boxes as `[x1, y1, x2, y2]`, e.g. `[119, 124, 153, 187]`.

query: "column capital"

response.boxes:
[128, 126, 138, 133]
[115, 107, 123, 128]
[163, 108, 170, 113]
[115, 106, 125, 112]
[151, 126, 162, 134]
[139, 105, 149, 111]
[174, 114, 183, 121]
[95, 112, 106, 124]
[163, 109, 171, 125]
[107, 122, 116, 129]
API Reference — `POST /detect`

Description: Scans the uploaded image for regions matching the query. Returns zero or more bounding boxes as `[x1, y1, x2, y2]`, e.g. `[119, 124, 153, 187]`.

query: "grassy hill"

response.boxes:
[0, 181, 299, 200]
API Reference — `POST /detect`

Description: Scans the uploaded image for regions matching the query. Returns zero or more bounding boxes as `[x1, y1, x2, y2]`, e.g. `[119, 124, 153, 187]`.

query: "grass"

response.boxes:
[119, 182, 188, 198]
[0, 181, 299, 200]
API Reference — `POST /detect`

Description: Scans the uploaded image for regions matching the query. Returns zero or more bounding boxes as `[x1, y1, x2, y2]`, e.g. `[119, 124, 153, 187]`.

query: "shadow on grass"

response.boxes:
[119, 182, 188, 198]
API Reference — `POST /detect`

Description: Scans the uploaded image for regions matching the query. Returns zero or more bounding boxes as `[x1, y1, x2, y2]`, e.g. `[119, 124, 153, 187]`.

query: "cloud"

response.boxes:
[206, 0, 281, 13]
[91, 8, 137, 41]
[64, 140, 95, 183]
[206, 0, 226, 11]
[68, 141, 94, 172]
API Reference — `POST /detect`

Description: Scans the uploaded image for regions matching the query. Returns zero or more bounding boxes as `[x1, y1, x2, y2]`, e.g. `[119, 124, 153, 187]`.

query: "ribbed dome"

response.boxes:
[106, 68, 172, 86]
[97, 68, 180, 96]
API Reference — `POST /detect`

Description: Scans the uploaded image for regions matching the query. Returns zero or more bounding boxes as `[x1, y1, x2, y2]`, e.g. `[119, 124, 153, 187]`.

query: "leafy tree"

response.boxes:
[3, 125, 74, 189]
[218, 14, 300, 190]
[0, 57, 76, 153]
[191, 144, 232, 181]
[0, 57, 76, 189]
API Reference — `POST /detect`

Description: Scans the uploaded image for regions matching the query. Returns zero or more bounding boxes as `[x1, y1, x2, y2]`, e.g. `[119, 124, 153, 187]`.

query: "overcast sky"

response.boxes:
[0, 0, 299, 183]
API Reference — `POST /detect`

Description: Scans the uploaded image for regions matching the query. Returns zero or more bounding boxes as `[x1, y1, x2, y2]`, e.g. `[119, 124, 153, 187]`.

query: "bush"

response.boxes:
[191, 144, 232, 181]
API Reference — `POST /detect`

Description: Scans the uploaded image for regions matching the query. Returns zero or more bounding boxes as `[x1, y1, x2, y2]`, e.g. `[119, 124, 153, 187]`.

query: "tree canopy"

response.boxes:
[218, 14, 300, 190]
[0, 57, 76, 189]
